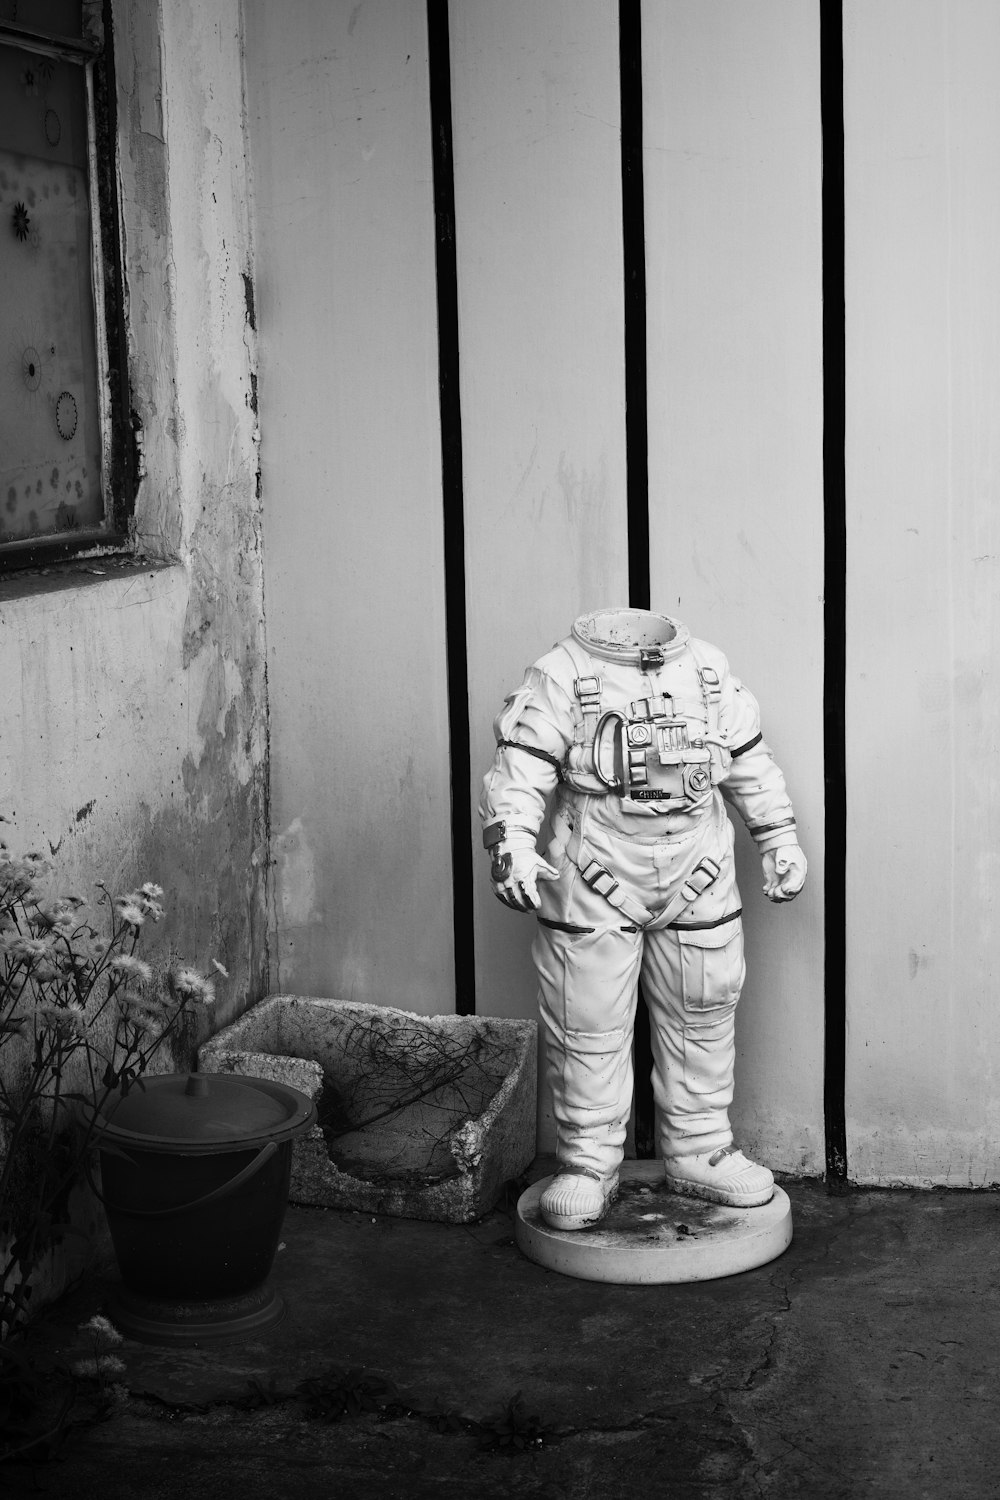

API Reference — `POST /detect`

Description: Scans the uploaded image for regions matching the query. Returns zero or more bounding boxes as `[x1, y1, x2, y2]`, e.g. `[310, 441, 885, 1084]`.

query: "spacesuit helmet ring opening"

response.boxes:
[572, 607, 679, 655]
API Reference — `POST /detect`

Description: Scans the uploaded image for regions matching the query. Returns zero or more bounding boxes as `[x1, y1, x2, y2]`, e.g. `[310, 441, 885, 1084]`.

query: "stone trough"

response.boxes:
[198, 996, 537, 1224]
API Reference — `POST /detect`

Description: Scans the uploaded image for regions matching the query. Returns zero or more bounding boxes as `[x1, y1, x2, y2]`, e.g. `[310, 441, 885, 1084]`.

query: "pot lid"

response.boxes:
[99, 1072, 314, 1150]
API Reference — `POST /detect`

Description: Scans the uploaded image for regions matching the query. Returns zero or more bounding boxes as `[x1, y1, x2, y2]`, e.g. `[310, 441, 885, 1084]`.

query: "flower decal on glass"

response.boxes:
[12, 202, 30, 242]
[56, 391, 78, 441]
[21, 347, 41, 391]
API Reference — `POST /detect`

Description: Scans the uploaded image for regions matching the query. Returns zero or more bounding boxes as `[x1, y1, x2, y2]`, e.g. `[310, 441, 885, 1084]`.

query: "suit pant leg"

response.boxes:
[532, 879, 644, 1179]
[639, 822, 746, 1159]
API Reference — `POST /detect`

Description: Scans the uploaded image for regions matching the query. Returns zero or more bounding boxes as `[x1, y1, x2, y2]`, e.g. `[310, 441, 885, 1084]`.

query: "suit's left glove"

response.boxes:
[762, 845, 807, 903]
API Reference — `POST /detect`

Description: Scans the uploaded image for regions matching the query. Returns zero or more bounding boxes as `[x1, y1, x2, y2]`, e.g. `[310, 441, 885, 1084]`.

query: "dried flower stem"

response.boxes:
[0, 848, 220, 1338]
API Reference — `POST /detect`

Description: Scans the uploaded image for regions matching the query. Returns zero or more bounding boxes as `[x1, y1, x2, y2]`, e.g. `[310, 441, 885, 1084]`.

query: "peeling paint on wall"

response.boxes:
[272, 816, 319, 928]
[0, 0, 269, 1050]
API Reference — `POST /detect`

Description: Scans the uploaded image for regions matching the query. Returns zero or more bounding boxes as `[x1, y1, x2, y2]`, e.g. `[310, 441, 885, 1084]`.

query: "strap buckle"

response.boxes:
[679, 856, 721, 905]
[580, 860, 619, 899]
[629, 694, 672, 721]
[574, 675, 602, 711]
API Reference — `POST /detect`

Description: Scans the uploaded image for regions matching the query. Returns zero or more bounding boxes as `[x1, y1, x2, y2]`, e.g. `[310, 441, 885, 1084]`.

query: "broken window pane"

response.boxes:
[0, 1, 121, 559]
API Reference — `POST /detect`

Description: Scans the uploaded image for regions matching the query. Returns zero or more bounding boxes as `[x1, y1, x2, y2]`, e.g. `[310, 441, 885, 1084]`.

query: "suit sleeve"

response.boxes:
[479, 666, 575, 844]
[718, 673, 800, 852]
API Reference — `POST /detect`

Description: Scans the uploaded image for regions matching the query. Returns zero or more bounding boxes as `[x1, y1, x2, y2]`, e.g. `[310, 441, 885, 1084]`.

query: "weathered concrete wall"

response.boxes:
[0, 0, 267, 1050]
[451, 0, 630, 1024]
[642, 0, 825, 1173]
[242, 0, 826, 1169]
[844, 0, 1000, 1185]
[243, 0, 455, 1013]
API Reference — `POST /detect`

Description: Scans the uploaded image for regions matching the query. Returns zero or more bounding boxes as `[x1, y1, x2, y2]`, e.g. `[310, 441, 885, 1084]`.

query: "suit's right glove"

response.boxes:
[490, 845, 559, 912]
[484, 821, 559, 913]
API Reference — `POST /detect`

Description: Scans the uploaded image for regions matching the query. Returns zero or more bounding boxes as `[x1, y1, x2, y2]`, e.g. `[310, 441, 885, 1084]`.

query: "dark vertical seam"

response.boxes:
[620, 0, 651, 612]
[821, 0, 848, 1184]
[427, 0, 475, 1015]
[620, 0, 655, 1156]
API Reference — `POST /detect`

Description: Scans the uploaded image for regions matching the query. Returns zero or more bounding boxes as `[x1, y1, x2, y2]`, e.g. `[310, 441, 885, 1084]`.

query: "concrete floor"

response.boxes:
[6, 1171, 1000, 1499]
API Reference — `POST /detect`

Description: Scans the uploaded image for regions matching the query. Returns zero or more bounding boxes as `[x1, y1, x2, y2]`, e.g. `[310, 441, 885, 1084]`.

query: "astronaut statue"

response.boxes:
[481, 607, 806, 1234]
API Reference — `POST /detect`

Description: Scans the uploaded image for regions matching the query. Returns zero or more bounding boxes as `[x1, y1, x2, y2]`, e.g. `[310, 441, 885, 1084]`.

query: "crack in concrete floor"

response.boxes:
[10, 1182, 1000, 1498]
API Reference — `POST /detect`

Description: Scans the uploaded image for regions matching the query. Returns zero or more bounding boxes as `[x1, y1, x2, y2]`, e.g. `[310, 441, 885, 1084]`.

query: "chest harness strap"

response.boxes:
[693, 655, 723, 743]
[558, 638, 604, 746]
[575, 851, 724, 931]
[577, 859, 655, 927]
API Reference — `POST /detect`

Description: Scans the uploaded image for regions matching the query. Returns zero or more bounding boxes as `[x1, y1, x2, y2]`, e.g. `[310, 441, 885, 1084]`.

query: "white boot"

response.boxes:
[662, 1146, 773, 1208]
[540, 1168, 620, 1232]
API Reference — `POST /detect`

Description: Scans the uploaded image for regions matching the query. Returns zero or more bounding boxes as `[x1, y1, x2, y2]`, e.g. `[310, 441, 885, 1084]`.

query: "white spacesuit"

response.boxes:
[480, 608, 806, 1233]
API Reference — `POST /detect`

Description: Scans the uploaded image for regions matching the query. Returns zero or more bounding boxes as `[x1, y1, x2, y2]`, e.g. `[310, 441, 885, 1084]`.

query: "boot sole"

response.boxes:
[540, 1179, 620, 1233]
[663, 1173, 774, 1209]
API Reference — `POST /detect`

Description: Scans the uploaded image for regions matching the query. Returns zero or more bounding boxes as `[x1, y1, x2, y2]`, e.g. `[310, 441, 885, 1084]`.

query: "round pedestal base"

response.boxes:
[516, 1161, 792, 1284]
[109, 1281, 285, 1345]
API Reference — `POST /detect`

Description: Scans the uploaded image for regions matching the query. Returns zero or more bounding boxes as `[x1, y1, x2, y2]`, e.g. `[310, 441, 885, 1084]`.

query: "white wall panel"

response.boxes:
[643, 1, 825, 1173]
[244, 1, 455, 1013]
[845, 1, 1000, 1183]
[449, 0, 630, 1030]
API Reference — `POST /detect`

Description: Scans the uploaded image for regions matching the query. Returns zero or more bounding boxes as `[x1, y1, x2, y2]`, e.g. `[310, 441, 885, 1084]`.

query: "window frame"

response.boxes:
[0, 6, 135, 574]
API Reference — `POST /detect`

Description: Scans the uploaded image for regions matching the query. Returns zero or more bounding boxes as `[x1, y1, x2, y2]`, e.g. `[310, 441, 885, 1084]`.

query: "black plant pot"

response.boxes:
[94, 1072, 315, 1344]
